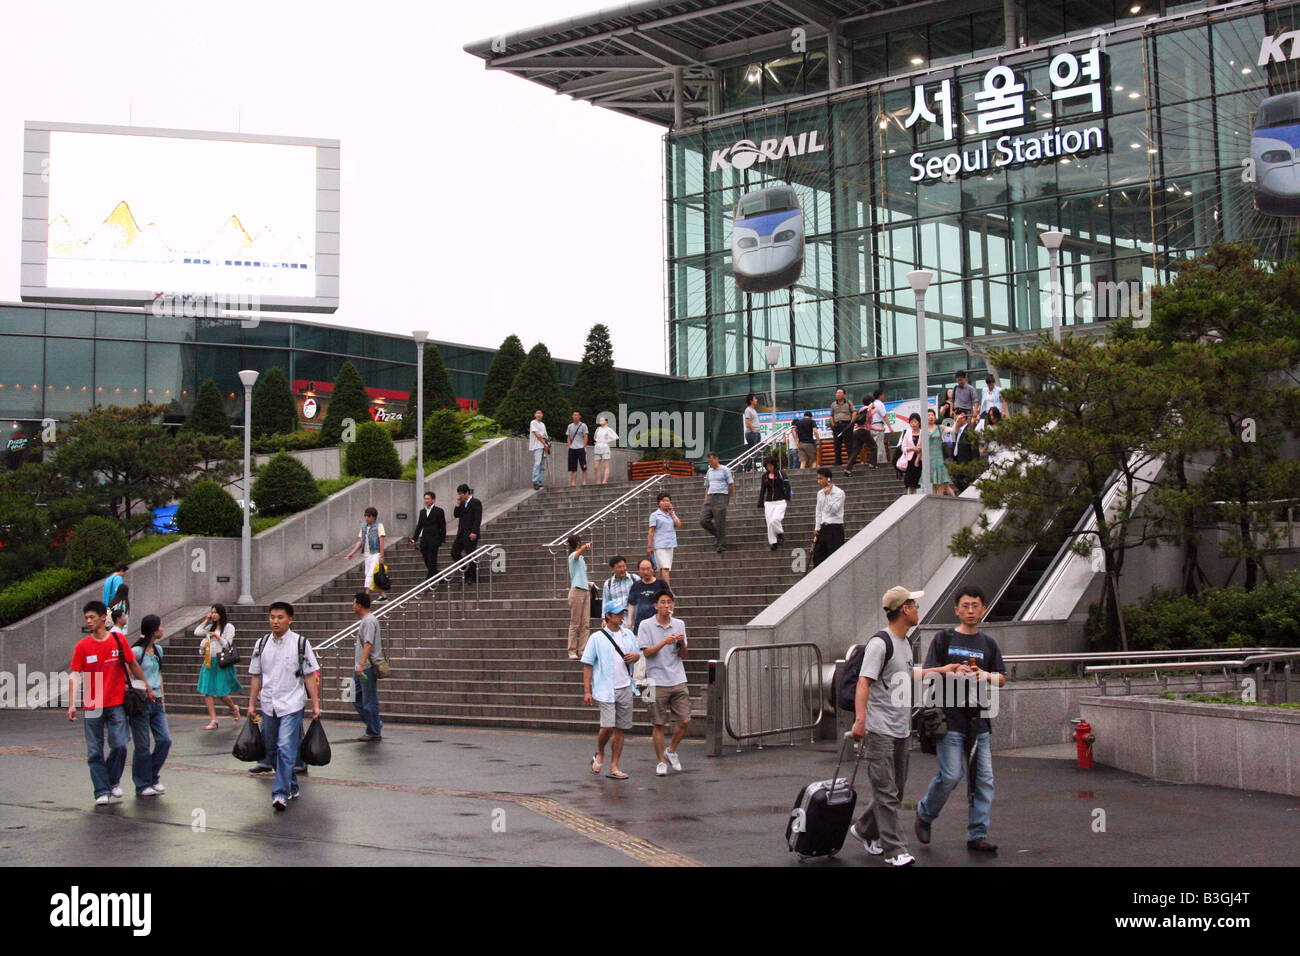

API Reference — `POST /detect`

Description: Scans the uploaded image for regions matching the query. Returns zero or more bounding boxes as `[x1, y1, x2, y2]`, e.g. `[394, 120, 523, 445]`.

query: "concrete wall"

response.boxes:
[251, 438, 417, 482]
[1081, 694, 1300, 796]
[2, 436, 603, 677]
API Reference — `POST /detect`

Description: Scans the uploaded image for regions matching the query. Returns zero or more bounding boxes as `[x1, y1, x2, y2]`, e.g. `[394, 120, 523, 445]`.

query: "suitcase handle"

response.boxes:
[828, 732, 865, 799]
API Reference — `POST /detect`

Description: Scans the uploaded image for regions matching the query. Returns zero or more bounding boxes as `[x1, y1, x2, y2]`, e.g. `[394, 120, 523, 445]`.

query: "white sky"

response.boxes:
[0, 0, 668, 372]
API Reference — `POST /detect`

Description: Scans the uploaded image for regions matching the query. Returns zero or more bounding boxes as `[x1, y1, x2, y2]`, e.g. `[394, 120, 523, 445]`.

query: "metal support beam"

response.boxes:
[673, 66, 684, 127]
[827, 30, 840, 90]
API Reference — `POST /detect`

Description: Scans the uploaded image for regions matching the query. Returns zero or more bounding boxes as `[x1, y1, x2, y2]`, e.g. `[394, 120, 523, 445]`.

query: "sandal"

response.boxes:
[229, 704, 240, 720]
[203, 720, 218, 730]
[590, 753, 602, 775]
[606, 770, 628, 780]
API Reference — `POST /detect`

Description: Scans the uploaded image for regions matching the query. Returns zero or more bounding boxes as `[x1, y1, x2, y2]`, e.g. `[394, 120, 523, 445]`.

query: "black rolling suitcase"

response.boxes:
[785, 733, 863, 861]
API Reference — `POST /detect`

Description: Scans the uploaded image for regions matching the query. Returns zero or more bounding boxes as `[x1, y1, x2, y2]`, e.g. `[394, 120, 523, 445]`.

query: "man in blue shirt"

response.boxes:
[581, 600, 641, 780]
[700, 452, 734, 554]
[103, 563, 128, 629]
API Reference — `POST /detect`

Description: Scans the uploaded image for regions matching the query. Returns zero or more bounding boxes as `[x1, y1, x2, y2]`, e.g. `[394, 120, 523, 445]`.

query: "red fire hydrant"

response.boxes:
[1073, 721, 1095, 769]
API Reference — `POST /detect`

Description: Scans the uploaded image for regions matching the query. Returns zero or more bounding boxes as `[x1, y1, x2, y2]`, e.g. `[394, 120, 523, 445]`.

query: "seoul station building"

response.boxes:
[470, 0, 1300, 449]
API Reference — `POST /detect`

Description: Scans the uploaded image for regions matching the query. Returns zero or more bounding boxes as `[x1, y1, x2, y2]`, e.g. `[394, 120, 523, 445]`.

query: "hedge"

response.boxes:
[64, 516, 130, 572]
[0, 566, 99, 627]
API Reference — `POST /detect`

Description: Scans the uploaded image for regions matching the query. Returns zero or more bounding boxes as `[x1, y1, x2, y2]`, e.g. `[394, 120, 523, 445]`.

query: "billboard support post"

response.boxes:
[413, 330, 428, 521]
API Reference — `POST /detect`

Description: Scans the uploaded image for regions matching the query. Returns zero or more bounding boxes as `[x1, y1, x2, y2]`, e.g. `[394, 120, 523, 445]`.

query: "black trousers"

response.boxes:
[450, 534, 476, 582]
[845, 429, 874, 470]
[418, 541, 440, 579]
[811, 523, 845, 567]
[832, 421, 852, 465]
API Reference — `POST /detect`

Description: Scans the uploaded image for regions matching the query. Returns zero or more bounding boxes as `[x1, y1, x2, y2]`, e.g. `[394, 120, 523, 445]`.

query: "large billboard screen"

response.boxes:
[21, 122, 339, 312]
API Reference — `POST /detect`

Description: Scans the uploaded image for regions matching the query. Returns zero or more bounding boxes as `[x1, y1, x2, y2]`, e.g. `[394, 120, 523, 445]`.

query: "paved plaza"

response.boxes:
[1, 710, 1296, 867]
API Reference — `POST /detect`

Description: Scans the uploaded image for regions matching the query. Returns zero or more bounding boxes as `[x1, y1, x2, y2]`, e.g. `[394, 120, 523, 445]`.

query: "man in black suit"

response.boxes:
[950, 412, 979, 492]
[451, 483, 483, 584]
[409, 491, 446, 580]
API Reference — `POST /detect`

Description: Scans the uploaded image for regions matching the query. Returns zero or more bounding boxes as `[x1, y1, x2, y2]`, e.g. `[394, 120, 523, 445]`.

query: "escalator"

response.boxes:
[984, 496, 1092, 622]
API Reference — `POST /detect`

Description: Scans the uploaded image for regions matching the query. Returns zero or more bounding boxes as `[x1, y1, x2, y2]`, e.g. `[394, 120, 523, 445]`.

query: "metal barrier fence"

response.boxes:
[706, 642, 824, 755]
[1084, 650, 1300, 701]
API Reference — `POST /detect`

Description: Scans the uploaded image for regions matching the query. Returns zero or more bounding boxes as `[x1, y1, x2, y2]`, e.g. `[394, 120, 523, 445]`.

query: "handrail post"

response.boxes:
[707, 658, 724, 758]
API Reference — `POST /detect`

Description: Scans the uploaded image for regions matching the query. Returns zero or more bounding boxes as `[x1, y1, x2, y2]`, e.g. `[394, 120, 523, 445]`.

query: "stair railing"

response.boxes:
[544, 474, 671, 596]
[727, 425, 793, 474]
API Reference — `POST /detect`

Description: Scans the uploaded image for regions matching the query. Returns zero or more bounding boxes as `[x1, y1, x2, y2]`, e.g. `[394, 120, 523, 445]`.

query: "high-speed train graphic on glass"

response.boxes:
[731, 185, 805, 293]
[1252, 92, 1300, 216]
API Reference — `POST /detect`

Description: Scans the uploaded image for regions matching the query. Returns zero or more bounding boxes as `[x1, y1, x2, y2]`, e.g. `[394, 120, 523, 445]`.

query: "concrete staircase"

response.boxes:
[162, 468, 907, 734]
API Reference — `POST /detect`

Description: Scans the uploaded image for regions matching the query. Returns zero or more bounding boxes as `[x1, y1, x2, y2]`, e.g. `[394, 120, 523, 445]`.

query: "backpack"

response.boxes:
[835, 630, 894, 711]
[254, 634, 320, 692]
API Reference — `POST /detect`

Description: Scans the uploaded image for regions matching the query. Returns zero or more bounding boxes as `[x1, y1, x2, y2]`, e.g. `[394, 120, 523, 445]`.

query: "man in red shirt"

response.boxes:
[67, 600, 155, 805]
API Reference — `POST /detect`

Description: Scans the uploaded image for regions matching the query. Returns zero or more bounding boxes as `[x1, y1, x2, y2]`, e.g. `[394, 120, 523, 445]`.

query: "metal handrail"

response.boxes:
[315, 543, 497, 650]
[1084, 651, 1300, 676]
[721, 641, 824, 747]
[1005, 648, 1290, 664]
[544, 474, 668, 551]
[727, 424, 793, 473]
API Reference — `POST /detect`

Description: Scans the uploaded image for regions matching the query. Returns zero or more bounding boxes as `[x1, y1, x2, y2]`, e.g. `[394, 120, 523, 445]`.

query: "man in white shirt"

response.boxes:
[812, 467, 846, 568]
[742, 393, 761, 470]
[636, 591, 690, 777]
[581, 600, 641, 780]
[247, 601, 322, 811]
[700, 452, 734, 554]
[566, 411, 589, 487]
[528, 409, 550, 490]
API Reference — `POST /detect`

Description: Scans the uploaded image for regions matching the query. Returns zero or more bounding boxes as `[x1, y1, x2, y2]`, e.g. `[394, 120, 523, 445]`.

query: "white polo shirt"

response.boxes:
[249, 628, 319, 717]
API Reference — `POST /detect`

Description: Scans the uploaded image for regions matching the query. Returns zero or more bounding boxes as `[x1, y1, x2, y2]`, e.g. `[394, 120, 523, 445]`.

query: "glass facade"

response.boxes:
[666, 0, 1300, 446]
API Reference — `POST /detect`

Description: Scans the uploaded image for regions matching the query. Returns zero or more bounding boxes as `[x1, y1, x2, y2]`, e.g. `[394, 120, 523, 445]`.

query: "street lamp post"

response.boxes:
[763, 344, 782, 421]
[1041, 230, 1065, 342]
[237, 369, 258, 605]
[412, 330, 429, 520]
[907, 269, 933, 433]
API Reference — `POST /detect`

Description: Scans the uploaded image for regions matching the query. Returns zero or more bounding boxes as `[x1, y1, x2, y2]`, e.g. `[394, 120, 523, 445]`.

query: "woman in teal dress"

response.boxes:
[195, 603, 242, 729]
[927, 409, 954, 496]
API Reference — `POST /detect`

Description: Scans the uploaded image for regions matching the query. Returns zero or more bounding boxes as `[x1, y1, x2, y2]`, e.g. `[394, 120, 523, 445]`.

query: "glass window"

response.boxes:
[889, 26, 928, 74]
[1105, 41, 1147, 116]
[96, 312, 146, 339]
[1064, 0, 1115, 38]
[44, 309, 94, 337]
[1107, 111, 1155, 187]
[764, 53, 807, 101]
[1212, 15, 1267, 98]
[971, 9, 1005, 56]
[851, 35, 888, 85]
[1154, 26, 1210, 105]
[94, 340, 146, 407]
[0, 336, 44, 419]
[1156, 100, 1218, 178]
[146, 343, 185, 411]
[722, 64, 764, 114]
[1026, 5, 1063, 46]
[930, 16, 972, 67]
[44, 336, 93, 419]
[0, 307, 43, 334]
[146, 312, 194, 343]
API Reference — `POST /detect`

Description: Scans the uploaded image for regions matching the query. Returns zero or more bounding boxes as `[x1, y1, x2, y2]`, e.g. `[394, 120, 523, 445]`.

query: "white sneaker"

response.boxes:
[138, 786, 159, 797]
[151, 782, 166, 794]
[886, 852, 916, 867]
[94, 794, 110, 805]
[656, 762, 668, 776]
[110, 786, 123, 799]
[665, 750, 682, 772]
[850, 824, 883, 855]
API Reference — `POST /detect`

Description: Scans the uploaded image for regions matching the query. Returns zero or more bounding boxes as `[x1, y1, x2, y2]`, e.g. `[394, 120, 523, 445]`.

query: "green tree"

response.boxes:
[424, 409, 469, 461]
[345, 421, 403, 478]
[401, 342, 460, 438]
[493, 343, 570, 437]
[251, 452, 323, 516]
[64, 515, 130, 571]
[570, 324, 620, 425]
[319, 361, 371, 446]
[1138, 244, 1300, 593]
[182, 379, 231, 436]
[49, 404, 203, 538]
[175, 478, 243, 536]
[251, 365, 299, 438]
[947, 334, 1189, 650]
[479, 334, 527, 418]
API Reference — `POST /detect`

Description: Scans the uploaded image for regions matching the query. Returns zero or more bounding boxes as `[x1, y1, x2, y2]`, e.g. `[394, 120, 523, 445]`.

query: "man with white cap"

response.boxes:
[581, 599, 641, 780]
[849, 585, 970, 866]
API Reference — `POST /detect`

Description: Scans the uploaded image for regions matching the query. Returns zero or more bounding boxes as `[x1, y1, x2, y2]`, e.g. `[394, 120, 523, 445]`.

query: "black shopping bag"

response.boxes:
[232, 715, 266, 763]
[301, 717, 332, 766]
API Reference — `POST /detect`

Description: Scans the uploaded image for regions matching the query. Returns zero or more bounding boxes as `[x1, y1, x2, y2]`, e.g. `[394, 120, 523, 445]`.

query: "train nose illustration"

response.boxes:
[1252, 93, 1300, 216]
[731, 185, 805, 293]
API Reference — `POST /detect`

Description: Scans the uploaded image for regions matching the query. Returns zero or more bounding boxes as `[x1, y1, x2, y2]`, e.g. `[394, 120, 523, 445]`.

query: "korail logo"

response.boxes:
[710, 131, 825, 172]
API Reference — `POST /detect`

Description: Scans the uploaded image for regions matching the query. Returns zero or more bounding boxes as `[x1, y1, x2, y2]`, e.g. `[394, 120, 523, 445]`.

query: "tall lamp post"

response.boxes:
[763, 344, 782, 421]
[1041, 230, 1065, 342]
[412, 330, 429, 518]
[907, 269, 933, 431]
[237, 369, 258, 605]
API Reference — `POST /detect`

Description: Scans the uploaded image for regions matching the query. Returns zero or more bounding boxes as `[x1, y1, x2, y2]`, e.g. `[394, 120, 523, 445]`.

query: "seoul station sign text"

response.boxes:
[906, 49, 1108, 183]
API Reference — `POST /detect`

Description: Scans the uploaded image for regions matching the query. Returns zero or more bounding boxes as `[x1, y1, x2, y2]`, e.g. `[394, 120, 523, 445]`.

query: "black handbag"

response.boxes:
[301, 717, 332, 766]
[113, 635, 149, 718]
[216, 638, 240, 669]
[372, 563, 392, 591]
[589, 584, 602, 618]
[232, 714, 267, 762]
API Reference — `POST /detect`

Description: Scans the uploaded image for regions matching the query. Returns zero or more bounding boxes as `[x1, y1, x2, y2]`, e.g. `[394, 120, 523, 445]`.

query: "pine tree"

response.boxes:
[401, 342, 460, 438]
[493, 343, 570, 436]
[250, 366, 299, 438]
[319, 361, 371, 445]
[570, 324, 621, 425]
[345, 421, 403, 478]
[479, 334, 526, 418]
[183, 379, 231, 436]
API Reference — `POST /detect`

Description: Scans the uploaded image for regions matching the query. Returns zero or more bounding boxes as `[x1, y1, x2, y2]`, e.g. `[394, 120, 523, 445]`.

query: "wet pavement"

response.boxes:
[1, 709, 1296, 867]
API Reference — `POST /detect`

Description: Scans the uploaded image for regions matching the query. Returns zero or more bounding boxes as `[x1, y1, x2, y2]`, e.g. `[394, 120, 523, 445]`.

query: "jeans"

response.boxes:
[743, 431, 760, 469]
[917, 729, 995, 840]
[855, 732, 910, 860]
[532, 448, 546, 487]
[260, 709, 304, 800]
[700, 494, 729, 549]
[353, 667, 382, 736]
[128, 698, 172, 792]
[83, 704, 129, 798]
